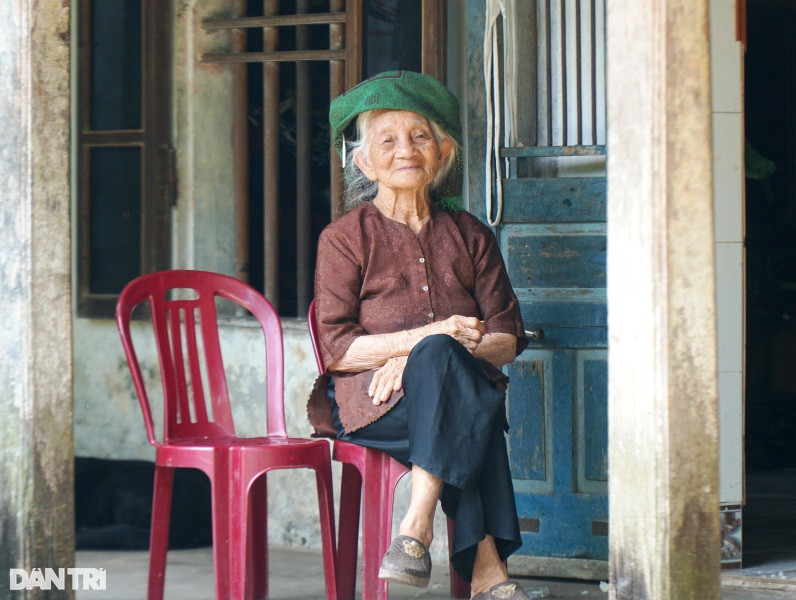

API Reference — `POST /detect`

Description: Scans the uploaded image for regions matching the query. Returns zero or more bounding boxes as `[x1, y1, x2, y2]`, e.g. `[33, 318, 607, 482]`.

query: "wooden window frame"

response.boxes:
[77, 0, 173, 318]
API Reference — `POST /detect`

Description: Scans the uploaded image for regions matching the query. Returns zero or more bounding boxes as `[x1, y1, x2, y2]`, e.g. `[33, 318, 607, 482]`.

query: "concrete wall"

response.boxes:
[73, 316, 363, 551]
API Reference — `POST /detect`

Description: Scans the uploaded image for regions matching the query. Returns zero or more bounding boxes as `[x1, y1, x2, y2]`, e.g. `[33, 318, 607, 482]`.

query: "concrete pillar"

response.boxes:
[606, 0, 720, 598]
[0, 1, 74, 598]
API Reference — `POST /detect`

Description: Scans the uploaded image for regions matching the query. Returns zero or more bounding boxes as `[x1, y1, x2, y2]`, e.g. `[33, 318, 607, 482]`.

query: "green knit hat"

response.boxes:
[329, 70, 463, 210]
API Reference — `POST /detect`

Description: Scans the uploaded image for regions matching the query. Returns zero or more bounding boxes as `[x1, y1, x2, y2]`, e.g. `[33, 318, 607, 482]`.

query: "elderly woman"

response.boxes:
[307, 71, 531, 600]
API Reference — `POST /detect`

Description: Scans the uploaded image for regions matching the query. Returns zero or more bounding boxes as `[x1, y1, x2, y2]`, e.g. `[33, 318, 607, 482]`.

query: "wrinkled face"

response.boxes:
[355, 110, 452, 193]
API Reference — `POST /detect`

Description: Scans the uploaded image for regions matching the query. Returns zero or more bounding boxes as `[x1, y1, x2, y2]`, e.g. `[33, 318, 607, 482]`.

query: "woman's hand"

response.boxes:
[328, 315, 485, 372]
[369, 355, 409, 405]
[430, 315, 485, 352]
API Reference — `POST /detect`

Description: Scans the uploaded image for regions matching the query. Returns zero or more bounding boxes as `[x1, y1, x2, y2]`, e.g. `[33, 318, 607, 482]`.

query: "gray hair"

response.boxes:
[342, 110, 459, 212]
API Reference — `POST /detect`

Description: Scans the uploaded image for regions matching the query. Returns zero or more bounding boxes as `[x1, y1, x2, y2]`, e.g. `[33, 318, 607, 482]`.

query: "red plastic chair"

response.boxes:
[116, 271, 337, 600]
[308, 300, 469, 600]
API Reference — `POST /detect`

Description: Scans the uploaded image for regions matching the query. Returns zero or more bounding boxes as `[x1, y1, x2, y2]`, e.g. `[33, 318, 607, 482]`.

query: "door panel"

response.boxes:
[516, 291, 607, 350]
[508, 350, 607, 560]
[506, 350, 554, 494]
[501, 177, 606, 223]
[575, 350, 608, 495]
[503, 224, 606, 289]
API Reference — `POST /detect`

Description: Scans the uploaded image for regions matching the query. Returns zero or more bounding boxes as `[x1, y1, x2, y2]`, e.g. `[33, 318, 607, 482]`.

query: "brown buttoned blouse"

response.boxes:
[307, 201, 527, 436]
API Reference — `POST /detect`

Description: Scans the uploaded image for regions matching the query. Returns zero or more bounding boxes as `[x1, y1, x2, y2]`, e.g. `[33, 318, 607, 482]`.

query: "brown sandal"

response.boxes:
[377, 534, 432, 588]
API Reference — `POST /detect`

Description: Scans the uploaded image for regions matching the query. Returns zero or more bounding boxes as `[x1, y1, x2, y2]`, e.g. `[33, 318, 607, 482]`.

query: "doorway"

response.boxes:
[743, 0, 796, 579]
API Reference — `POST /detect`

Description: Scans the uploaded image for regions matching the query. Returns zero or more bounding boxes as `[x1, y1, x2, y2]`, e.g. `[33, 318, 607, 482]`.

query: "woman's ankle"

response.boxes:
[470, 535, 509, 597]
[398, 513, 434, 549]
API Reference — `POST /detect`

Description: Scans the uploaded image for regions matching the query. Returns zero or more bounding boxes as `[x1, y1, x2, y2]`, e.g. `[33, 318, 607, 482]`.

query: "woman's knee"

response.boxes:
[407, 334, 477, 377]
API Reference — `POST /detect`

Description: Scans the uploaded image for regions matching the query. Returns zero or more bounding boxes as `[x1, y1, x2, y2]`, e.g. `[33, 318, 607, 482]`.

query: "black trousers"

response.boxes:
[329, 334, 522, 580]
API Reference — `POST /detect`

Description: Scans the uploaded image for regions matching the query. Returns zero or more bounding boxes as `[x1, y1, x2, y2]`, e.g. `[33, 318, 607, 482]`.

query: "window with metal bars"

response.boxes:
[76, 0, 445, 319]
[76, 0, 173, 318]
[202, 0, 446, 317]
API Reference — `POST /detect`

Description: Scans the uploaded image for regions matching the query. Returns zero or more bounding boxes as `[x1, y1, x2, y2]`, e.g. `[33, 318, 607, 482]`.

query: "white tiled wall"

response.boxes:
[715, 242, 744, 374]
[710, 0, 745, 504]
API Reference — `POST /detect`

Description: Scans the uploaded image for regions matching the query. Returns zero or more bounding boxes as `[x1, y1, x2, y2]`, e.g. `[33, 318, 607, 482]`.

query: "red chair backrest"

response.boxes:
[116, 270, 287, 444]
[308, 299, 325, 374]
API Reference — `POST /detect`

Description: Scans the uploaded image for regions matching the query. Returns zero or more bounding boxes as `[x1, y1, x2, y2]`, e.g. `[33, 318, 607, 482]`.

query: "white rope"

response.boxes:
[341, 133, 346, 169]
[483, 0, 517, 227]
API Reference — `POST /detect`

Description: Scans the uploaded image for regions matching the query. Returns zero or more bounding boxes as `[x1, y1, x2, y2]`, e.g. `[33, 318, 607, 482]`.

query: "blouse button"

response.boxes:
[428, 312, 434, 319]
[419, 257, 425, 263]
[421, 285, 429, 292]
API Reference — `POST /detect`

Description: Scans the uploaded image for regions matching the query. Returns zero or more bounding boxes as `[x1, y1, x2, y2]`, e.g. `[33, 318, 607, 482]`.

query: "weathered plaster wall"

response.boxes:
[172, 0, 238, 275]
[73, 318, 329, 549]
[73, 318, 449, 557]
[1, 0, 74, 596]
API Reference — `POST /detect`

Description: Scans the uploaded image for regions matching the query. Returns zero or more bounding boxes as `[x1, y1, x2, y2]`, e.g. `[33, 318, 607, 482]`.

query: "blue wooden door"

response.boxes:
[465, 0, 608, 571]
[500, 154, 608, 567]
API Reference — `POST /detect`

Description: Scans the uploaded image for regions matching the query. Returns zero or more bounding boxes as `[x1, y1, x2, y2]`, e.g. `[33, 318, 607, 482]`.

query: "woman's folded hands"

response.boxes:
[426, 315, 485, 352]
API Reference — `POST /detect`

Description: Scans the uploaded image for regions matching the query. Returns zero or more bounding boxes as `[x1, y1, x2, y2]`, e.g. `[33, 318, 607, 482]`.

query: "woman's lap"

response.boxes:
[329, 334, 522, 580]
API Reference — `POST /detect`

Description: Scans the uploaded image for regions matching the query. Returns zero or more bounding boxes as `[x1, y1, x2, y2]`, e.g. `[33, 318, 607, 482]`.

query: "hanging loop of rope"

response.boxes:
[484, 0, 518, 227]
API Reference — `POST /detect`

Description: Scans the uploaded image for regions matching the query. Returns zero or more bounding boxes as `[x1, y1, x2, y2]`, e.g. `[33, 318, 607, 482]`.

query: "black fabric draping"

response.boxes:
[329, 334, 521, 580]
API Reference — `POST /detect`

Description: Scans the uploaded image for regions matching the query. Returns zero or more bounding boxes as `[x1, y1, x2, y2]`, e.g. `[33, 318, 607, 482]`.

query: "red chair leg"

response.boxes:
[229, 472, 250, 600]
[360, 452, 407, 600]
[210, 460, 233, 600]
[336, 463, 363, 600]
[147, 465, 174, 600]
[359, 469, 388, 600]
[248, 474, 268, 600]
[313, 453, 339, 600]
[446, 517, 470, 598]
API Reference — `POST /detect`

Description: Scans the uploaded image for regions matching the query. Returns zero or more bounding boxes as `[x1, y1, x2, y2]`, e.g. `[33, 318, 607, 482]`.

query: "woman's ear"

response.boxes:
[354, 148, 378, 181]
[438, 138, 453, 166]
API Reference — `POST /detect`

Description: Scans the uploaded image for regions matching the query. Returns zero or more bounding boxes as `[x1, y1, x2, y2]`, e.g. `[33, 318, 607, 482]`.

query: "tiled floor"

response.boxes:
[74, 546, 606, 599]
[74, 546, 796, 599]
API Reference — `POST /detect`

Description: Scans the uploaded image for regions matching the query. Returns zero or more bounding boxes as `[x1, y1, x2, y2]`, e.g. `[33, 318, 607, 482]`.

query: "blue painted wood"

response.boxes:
[505, 355, 550, 482]
[506, 234, 607, 289]
[583, 358, 609, 483]
[551, 351, 575, 494]
[520, 301, 606, 328]
[511, 354, 608, 559]
[501, 178, 606, 223]
[499, 145, 607, 158]
[520, 301, 607, 349]
[514, 492, 608, 559]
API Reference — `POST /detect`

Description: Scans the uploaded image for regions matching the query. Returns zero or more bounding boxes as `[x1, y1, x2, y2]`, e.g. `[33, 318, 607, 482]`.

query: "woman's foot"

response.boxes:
[470, 565, 510, 598]
[380, 464, 440, 587]
[378, 534, 432, 587]
[471, 580, 536, 599]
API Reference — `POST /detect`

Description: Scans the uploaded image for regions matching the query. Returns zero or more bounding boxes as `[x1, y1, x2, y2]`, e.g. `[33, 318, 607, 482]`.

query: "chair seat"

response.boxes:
[158, 436, 331, 448]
